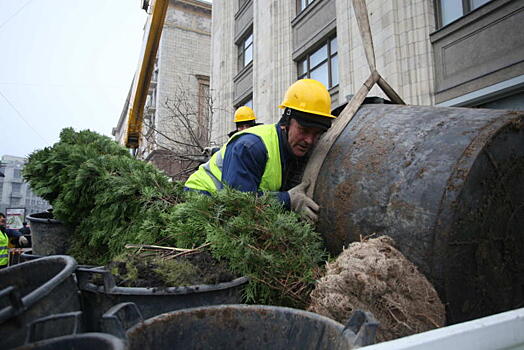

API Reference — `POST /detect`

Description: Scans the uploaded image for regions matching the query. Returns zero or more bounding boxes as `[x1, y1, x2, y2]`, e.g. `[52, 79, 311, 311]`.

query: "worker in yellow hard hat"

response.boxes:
[185, 79, 335, 223]
[203, 106, 259, 158]
[228, 106, 258, 138]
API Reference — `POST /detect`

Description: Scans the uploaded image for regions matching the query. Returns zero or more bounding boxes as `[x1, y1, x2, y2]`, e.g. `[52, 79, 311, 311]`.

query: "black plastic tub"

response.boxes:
[107, 304, 377, 349]
[76, 266, 249, 332]
[26, 212, 72, 256]
[19, 250, 43, 262]
[0, 255, 81, 349]
[13, 333, 125, 350]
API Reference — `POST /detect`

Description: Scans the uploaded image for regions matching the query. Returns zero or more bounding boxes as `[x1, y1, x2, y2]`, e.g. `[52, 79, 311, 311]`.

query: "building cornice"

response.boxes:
[172, 0, 212, 13]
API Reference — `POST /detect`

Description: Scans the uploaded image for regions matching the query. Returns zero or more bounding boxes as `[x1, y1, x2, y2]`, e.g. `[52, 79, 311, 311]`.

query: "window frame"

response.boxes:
[235, 95, 253, 111]
[237, 30, 253, 71]
[435, 0, 493, 28]
[238, 0, 250, 10]
[196, 75, 211, 145]
[297, 0, 315, 13]
[297, 35, 338, 90]
[11, 182, 21, 194]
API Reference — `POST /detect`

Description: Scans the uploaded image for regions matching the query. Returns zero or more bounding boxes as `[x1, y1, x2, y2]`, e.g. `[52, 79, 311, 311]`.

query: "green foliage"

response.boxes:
[23, 128, 183, 265]
[164, 188, 328, 308]
[23, 128, 130, 205]
[66, 155, 182, 264]
[24, 128, 327, 308]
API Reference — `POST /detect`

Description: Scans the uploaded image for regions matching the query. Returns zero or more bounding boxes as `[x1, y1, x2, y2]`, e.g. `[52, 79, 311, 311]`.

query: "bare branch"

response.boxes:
[138, 77, 216, 181]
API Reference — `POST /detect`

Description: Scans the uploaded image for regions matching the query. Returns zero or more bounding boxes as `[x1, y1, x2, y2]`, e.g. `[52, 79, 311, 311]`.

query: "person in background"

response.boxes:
[227, 106, 260, 138]
[19, 221, 31, 235]
[0, 213, 28, 268]
[202, 106, 262, 158]
[185, 79, 335, 223]
[18, 221, 31, 248]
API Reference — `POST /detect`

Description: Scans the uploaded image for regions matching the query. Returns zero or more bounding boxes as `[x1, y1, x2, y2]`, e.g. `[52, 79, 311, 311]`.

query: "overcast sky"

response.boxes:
[0, 0, 148, 158]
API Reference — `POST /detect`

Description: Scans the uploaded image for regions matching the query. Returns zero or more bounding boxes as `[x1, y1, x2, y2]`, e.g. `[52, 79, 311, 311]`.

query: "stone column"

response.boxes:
[252, 0, 295, 124]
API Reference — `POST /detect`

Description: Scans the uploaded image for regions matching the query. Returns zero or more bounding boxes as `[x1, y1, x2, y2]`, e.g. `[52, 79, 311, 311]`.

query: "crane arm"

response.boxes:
[125, 0, 169, 149]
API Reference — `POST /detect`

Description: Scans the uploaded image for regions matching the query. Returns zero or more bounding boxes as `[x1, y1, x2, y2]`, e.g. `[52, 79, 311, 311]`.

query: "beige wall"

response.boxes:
[210, 0, 438, 143]
[138, 0, 212, 166]
[209, 0, 237, 145]
[252, 1, 295, 126]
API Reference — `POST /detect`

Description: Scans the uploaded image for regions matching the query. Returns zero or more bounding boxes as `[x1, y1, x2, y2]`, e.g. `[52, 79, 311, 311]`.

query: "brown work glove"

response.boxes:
[288, 180, 320, 224]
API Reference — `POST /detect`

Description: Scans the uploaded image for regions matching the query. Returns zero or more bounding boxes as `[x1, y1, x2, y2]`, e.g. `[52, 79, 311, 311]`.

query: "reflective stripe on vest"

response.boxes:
[0, 232, 8, 266]
[185, 124, 282, 193]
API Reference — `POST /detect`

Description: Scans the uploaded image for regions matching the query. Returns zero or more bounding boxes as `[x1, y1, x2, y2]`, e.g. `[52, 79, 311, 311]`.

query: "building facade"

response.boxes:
[0, 155, 50, 217]
[209, 0, 523, 144]
[114, 0, 212, 179]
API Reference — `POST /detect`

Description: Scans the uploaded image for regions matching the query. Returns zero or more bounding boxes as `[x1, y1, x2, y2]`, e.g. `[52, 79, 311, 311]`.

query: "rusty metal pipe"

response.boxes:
[313, 104, 524, 324]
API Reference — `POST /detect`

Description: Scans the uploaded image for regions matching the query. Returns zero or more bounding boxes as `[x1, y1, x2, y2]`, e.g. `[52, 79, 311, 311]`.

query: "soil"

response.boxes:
[102, 250, 238, 288]
[181, 250, 238, 284]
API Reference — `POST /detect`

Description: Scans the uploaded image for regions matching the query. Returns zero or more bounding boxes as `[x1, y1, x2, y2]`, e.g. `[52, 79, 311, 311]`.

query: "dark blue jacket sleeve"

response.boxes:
[222, 134, 291, 209]
[5, 228, 21, 238]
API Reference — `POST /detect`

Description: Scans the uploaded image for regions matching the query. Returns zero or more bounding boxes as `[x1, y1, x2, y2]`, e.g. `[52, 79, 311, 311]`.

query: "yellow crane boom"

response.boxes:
[125, 0, 169, 149]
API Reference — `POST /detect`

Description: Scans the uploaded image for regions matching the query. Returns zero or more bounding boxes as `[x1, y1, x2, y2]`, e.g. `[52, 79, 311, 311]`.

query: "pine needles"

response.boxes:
[165, 189, 328, 308]
[23, 128, 183, 265]
[23, 128, 327, 308]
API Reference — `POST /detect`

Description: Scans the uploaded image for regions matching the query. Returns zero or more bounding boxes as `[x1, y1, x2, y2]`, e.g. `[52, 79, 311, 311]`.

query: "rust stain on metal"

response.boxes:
[333, 180, 355, 245]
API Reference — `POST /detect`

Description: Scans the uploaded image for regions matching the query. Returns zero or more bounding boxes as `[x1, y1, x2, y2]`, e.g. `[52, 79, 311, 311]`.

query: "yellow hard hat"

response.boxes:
[278, 79, 335, 118]
[234, 106, 256, 123]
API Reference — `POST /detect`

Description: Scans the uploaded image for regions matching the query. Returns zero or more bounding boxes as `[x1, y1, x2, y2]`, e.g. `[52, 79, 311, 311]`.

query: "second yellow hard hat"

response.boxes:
[234, 106, 256, 123]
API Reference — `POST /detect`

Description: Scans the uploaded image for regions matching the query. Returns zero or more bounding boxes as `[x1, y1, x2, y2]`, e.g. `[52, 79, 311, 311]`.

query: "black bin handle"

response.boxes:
[101, 302, 144, 339]
[0, 285, 25, 315]
[76, 266, 116, 292]
[26, 311, 83, 343]
[343, 310, 379, 347]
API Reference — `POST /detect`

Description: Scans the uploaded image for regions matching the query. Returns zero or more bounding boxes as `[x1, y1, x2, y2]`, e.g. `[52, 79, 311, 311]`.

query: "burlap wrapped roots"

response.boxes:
[308, 236, 445, 342]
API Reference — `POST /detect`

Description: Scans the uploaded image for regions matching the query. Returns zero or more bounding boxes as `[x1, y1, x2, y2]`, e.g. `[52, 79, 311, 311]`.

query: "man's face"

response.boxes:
[286, 118, 324, 157]
[0, 216, 5, 229]
[237, 124, 251, 132]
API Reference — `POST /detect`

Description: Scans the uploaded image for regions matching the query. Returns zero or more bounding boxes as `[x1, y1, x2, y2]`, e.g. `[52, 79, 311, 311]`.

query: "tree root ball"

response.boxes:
[308, 236, 445, 342]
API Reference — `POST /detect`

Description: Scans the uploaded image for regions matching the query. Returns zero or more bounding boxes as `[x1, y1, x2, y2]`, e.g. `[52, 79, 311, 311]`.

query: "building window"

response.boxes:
[437, 0, 492, 27]
[298, 0, 315, 12]
[298, 36, 338, 89]
[196, 75, 211, 145]
[11, 183, 21, 194]
[238, 31, 253, 70]
[13, 168, 21, 178]
[236, 96, 253, 110]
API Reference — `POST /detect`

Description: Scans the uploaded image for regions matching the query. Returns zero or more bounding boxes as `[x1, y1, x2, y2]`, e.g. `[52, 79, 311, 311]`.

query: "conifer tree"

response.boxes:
[24, 128, 328, 307]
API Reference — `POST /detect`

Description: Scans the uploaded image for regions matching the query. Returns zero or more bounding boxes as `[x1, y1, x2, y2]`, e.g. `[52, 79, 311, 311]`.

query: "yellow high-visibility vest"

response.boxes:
[185, 124, 282, 193]
[0, 231, 9, 267]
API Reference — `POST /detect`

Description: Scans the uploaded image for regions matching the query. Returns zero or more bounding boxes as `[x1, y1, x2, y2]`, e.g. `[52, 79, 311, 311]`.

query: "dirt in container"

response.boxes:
[104, 249, 238, 288]
[308, 235, 445, 342]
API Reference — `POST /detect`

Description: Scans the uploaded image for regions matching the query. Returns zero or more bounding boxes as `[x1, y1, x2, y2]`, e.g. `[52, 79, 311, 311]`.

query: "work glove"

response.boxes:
[19, 236, 29, 246]
[288, 180, 320, 224]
